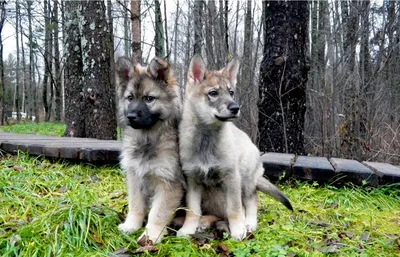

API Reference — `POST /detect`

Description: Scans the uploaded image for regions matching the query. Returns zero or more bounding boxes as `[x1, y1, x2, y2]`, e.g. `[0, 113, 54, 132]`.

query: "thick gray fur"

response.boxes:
[115, 56, 184, 244]
[177, 55, 292, 241]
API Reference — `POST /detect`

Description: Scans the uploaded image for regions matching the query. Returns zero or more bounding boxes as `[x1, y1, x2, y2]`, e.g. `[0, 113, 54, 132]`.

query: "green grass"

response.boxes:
[0, 122, 66, 136]
[0, 123, 399, 256]
[0, 153, 399, 257]
[0, 122, 123, 139]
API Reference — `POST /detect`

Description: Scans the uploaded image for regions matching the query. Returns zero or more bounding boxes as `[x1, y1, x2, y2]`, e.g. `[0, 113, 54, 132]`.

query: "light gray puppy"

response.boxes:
[177, 55, 292, 241]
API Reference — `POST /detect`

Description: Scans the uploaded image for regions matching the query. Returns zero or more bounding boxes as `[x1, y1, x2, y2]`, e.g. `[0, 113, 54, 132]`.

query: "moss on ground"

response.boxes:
[0, 153, 399, 257]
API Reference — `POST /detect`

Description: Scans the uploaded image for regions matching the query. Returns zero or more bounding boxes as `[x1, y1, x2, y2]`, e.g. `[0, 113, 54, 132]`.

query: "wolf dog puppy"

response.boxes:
[177, 55, 292, 241]
[115, 57, 184, 244]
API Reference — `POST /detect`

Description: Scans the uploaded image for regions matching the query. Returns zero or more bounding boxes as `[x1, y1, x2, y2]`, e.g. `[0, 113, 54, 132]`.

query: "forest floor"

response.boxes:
[0, 123, 400, 257]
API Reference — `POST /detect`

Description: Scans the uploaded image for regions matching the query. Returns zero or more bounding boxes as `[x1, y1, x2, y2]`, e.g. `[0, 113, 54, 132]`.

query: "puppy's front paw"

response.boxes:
[229, 222, 247, 241]
[177, 225, 197, 237]
[245, 219, 257, 232]
[118, 217, 143, 233]
[137, 229, 164, 245]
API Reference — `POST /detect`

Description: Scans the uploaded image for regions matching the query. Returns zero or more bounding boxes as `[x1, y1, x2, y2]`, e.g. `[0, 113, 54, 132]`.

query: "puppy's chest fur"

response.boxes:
[193, 132, 218, 163]
[186, 131, 227, 187]
[194, 166, 225, 188]
[132, 136, 160, 161]
[122, 126, 179, 178]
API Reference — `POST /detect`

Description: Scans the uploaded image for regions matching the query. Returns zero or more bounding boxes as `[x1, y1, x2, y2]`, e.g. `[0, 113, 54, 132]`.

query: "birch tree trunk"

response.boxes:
[131, 0, 141, 64]
[53, 0, 62, 122]
[123, 0, 130, 58]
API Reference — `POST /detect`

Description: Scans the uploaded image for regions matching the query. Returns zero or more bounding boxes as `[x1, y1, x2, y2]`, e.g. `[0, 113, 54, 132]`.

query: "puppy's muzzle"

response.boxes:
[228, 103, 240, 115]
[127, 111, 140, 122]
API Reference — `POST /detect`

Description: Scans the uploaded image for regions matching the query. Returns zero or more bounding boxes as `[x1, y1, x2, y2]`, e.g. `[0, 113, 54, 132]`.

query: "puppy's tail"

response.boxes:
[256, 177, 293, 211]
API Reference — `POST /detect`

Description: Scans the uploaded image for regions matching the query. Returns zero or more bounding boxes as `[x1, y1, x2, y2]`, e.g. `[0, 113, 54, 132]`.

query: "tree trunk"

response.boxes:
[236, 0, 255, 140]
[307, 0, 329, 156]
[318, 0, 328, 156]
[359, 1, 370, 140]
[163, 0, 169, 58]
[341, 0, 361, 159]
[20, 6, 27, 115]
[107, 0, 116, 127]
[218, 0, 225, 57]
[205, 1, 216, 70]
[210, 0, 223, 68]
[123, 0, 131, 58]
[387, 1, 396, 125]
[233, 1, 239, 55]
[183, 1, 192, 93]
[173, 0, 179, 67]
[63, 1, 117, 139]
[53, 0, 61, 122]
[193, 0, 204, 55]
[0, 0, 6, 125]
[131, 0, 141, 64]
[14, 0, 21, 122]
[26, 0, 38, 122]
[154, 0, 165, 57]
[43, 0, 51, 121]
[258, 1, 309, 155]
[224, 0, 229, 54]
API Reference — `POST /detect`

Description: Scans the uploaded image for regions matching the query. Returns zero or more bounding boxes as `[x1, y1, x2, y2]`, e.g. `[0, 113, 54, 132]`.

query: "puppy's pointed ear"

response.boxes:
[115, 57, 134, 84]
[188, 54, 206, 85]
[223, 58, 240, 87]
[148, 57, 169, 81]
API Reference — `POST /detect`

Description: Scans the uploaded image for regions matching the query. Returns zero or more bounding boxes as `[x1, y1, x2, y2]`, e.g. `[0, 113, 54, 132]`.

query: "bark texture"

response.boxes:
[131, 0, 141, 64]
[63, 1, 117, 140]
[258, 1, 309, 155]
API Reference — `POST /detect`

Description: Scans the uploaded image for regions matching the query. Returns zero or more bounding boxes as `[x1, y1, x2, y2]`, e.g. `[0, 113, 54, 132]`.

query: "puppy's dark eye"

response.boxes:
[229, 90, 234, 96]
[127, 94, 133, 101]
[208, 90, 218, 97]
[144, 95, 155, 103]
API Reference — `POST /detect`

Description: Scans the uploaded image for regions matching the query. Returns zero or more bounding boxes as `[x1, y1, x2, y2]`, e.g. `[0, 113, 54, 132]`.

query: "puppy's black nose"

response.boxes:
[228, 103, 240, 115]
[127, 112, 138, 120]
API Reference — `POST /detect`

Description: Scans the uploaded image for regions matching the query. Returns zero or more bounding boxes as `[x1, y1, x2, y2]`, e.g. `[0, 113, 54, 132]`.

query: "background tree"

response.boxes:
[258, 0, 309, 154]
[131, 0, 141, 64]
[0, 0, 399, 163]
[193, 0, 204, 55]
[26, 0, 38, 122]
[19, 2, 27, 116]
[236, 0, 258, 142]
[154, 0, 165, 57]
[42, 0, 51, 121]
[63, 0, 116, 139]
[0, 0, 5, 125]
[53, 0, 62, 122]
